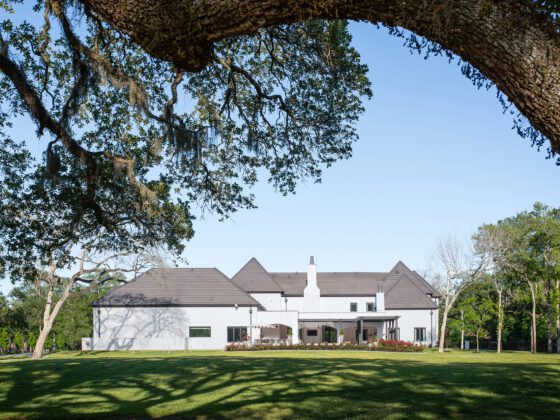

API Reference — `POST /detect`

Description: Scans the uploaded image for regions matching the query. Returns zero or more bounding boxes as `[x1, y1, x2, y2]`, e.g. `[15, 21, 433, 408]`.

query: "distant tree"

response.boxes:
[430, 234, 488, 353]
[474, 225, 516, 353]
[490, 203, 560, 353]
[457, 281, 496, 352]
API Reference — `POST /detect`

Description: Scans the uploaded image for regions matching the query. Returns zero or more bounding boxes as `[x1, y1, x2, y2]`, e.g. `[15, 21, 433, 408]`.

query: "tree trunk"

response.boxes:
[81, 0, 560, 154]
[33, 281, 55, 359]
[546, 279, 552, 353]
[528, 281, 538, 354]
[32, 321, 53, 359]
[476, 331, 480, 353]
[497, 289, 503, 354]
[460, 310, 464, 350]
[438, 305, 450, 353]
[556, 280, 560, 354]
[32, 280, 72, 359]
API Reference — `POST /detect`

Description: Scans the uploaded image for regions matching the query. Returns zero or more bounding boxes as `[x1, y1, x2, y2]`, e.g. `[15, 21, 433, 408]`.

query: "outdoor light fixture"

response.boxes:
[249, 307, 253, 345]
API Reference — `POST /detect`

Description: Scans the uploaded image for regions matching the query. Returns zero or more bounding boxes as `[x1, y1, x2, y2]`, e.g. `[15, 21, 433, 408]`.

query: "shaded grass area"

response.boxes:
[0, 350, 559, 419]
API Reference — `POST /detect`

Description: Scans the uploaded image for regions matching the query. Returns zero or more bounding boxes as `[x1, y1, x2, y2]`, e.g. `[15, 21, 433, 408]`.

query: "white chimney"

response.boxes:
[303, 256, 320, 311]
[376, 284, 385, 312]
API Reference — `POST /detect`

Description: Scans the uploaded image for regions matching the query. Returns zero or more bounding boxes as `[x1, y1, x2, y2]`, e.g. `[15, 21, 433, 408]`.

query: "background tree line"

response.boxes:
[434, 202, 560, 353]
[0, 276, 121, 354]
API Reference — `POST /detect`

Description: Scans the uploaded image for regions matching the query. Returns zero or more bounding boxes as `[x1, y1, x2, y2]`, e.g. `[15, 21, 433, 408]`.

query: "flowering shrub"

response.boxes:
[377, 339, 423, 352]
[225, 340, 423, 352]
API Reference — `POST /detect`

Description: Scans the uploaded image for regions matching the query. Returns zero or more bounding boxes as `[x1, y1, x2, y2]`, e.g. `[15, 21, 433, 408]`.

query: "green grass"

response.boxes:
[0, 350, 558, 419]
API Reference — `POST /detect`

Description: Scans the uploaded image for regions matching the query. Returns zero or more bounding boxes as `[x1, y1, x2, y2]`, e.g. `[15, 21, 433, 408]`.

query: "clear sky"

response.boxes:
[1, 21, 558, 293]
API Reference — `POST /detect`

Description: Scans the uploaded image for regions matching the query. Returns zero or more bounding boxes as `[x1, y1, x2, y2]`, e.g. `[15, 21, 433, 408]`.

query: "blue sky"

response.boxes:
[1, 21, 558, 293]
[182, 22, 558, 277]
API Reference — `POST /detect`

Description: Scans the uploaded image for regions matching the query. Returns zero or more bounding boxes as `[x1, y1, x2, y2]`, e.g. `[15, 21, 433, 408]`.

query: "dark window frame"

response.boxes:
[414, 327, 426, 342]
[306, 329, 318, 337]
[189, 326, 211, 338]
[227, 326, 248, 343]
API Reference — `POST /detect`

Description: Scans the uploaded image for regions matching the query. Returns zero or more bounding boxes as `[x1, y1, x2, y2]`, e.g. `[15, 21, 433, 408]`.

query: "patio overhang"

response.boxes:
[298, 312, 399, 322]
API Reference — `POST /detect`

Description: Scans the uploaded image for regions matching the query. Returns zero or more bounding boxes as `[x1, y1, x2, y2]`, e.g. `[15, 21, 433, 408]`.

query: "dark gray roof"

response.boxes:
[270, 272, 387, 296]
[231, 258, 283, 292]
[385, 273, 438, 309]
[93, 268, 263, 308]
[268, 261, 438, 309]
[388, 261, 441, 298]
[269, 272, 306, 295]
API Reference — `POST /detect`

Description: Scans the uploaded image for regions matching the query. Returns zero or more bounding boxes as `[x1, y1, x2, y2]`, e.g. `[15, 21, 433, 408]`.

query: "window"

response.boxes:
[189, 326, 211, 337]
[306, 329, 318, 337]
[227, 326, 248, 342]
[350, 302, 358, 312]
[414, 327, 426, 342]
[366, 302, 375, 312]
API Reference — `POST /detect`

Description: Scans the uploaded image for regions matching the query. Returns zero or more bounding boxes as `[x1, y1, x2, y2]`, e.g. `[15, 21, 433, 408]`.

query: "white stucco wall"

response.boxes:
[250, 293, 284, 311]
[384, 308, 438, 345]
[92, 302, 438, 350]
[303, 263, 320, 311]
[93, 306, 256, 350]
[285, 296, 304, 312]
[319, 296, 377, 313]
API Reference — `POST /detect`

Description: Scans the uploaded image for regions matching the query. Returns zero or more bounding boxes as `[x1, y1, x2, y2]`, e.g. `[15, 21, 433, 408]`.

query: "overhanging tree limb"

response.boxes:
[80, 0, 560, 155]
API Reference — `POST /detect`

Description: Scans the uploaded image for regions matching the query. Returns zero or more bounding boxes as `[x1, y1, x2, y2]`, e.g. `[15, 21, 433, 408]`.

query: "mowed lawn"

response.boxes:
[0, 350, 559, 419]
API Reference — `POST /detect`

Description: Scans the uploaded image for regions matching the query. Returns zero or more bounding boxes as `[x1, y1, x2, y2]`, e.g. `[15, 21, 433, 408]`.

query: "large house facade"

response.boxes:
[91, 258, 439, 350]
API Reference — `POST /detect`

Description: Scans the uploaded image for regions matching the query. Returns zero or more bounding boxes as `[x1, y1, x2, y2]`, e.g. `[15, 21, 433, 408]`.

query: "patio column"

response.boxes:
[359, 318, 364, 344]
[291, 319, 299, 344]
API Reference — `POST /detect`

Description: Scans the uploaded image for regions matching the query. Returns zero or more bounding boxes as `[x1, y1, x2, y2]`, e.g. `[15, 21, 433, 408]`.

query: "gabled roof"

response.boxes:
[388, 261, 441, 298]
[231, 258, 283, 293]
[270, 272, 387, 296]
[93, 268, 263, 308]
[269, 261, 438, 309]
[385, 273, 438, 309]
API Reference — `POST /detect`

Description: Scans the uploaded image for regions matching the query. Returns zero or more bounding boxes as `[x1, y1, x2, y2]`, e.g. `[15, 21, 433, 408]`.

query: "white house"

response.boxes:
[91, 258, 439, 350]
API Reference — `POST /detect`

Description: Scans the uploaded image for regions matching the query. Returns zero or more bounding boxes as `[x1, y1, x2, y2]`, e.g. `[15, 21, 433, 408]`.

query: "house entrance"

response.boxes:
[322, 325, 337, 343]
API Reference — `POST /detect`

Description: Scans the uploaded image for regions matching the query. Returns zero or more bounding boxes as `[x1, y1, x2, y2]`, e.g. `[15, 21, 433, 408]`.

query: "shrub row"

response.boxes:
[225, 339, 423, 352]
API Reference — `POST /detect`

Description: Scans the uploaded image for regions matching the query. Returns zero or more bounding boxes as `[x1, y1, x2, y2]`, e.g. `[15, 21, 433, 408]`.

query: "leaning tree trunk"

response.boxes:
[32, 284, 72, 359]
[438, 303, 450, 353]
[81, 0, 560, 154]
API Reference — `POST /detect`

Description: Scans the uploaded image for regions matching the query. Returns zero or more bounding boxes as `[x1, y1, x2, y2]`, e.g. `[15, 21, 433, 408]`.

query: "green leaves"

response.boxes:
[0, 3, 371, 277]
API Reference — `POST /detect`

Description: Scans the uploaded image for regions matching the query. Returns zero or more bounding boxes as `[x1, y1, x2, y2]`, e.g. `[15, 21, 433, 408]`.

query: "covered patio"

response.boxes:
[298, 314, 400, 344]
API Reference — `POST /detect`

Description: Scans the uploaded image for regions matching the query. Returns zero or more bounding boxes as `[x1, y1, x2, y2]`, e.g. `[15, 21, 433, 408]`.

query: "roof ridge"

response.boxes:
[387, 272, 436, 307]
[383, 273, 402, 295]
[230, 257, 257, 280]
[230, 258, 283, 293]
[200, 267, 265, 310]
[412, 270, 440, 296]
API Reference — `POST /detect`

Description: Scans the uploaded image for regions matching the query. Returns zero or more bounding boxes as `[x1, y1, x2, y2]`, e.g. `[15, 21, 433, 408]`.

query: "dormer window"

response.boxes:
[350, 302, 357, 312]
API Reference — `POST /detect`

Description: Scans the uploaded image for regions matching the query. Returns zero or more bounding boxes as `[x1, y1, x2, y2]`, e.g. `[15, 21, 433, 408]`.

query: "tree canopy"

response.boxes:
[2, 1, 560, 281]
[0, 1, 371, 277]
[79, 0, 560, 159]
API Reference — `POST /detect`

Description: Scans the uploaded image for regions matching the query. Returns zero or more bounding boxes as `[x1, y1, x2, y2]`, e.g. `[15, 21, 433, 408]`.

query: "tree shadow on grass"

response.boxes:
[0, 354, 559, 419]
